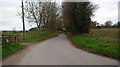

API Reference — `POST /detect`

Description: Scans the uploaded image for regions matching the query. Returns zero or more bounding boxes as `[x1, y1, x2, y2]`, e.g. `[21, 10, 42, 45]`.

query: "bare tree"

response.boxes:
[24, 1, 43, 29]
[18, 0, 61, 32]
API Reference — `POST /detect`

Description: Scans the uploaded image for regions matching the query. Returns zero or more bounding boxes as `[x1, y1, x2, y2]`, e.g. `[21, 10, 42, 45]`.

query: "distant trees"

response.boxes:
[118, 21, 120, 28]
[42, 2, 61, 32]
[94, 21, 119, 28]
[62, 2, 98, 34]
[29, 27, 38, 31]
[113, 21, 120, 28]
[112, 23, 118, 28]
[104, 20, 113, 28]
[90, 21, 99, 29]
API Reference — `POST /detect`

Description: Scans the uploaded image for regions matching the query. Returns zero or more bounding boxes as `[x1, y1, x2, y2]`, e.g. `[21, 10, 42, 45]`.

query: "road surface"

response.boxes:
[2, 34, 118, 65]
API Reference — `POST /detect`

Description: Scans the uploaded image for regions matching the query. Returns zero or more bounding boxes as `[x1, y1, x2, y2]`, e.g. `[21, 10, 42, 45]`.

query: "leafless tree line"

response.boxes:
[19, 0, 62, 32]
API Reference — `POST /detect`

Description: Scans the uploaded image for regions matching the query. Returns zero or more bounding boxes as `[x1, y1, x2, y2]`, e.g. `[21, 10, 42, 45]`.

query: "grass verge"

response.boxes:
[2, 44, 27, 58]
[21, 33, 58, 43]
[70, 34, 119, 60]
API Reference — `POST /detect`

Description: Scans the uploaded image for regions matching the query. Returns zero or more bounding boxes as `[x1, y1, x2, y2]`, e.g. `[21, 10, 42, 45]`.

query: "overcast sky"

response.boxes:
[0, 0, 119, 31]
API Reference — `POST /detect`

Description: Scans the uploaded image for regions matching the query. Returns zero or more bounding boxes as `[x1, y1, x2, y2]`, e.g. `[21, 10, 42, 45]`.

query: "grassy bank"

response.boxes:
[71, 34, 119, 60]
[2, 44, 27, 58]
[21, 32, 58, 43]
[2, 31, 59, 43]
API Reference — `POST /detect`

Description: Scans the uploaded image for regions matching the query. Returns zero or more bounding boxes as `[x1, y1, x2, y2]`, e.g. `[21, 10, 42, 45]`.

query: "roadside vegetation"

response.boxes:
[70, 28, 119, 60]
[2, 30, 60, 58]
[21, 31, 59, 43]
[62, 2, 119, 60]
[2, 44, 27, 58]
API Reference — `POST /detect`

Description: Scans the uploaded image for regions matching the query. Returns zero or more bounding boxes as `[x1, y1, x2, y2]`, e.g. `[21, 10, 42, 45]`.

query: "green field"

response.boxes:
[71, 28, 119, 60]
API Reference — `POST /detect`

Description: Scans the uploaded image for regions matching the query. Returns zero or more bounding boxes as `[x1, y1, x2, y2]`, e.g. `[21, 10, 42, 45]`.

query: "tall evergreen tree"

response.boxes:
[62, 2, 98, 34]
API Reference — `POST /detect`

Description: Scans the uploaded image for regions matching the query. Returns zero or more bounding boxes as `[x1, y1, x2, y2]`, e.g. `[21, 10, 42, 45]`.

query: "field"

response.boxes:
[90, 28, 118, 45]
[71, 28, 119, 60]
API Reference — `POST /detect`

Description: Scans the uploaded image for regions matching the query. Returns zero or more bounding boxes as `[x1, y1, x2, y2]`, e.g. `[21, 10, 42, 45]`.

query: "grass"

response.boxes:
[21, 32, 58, 43]
[2, 44, 27, 58]
[90, 28, 118, 45]
[71, 34, 119, 59]
[2, 31, 58, 43]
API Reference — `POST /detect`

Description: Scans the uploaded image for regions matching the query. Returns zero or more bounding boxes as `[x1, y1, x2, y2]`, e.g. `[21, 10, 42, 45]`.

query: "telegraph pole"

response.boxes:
[21, 0, 25, 39]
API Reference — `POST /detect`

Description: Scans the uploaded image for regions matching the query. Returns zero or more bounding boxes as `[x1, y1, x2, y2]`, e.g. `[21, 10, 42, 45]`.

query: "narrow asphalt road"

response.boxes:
[2, 34, 118, 65]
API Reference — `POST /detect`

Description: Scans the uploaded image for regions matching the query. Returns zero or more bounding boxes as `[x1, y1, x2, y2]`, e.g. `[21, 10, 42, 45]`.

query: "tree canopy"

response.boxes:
[19, 1, 61, 32]
[62, 2, 98, 34]
[104, 20, 113, 28]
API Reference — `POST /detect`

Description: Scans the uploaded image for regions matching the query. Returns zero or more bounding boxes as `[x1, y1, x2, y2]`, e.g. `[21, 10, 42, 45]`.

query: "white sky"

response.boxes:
[0, 0, 119, 31]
